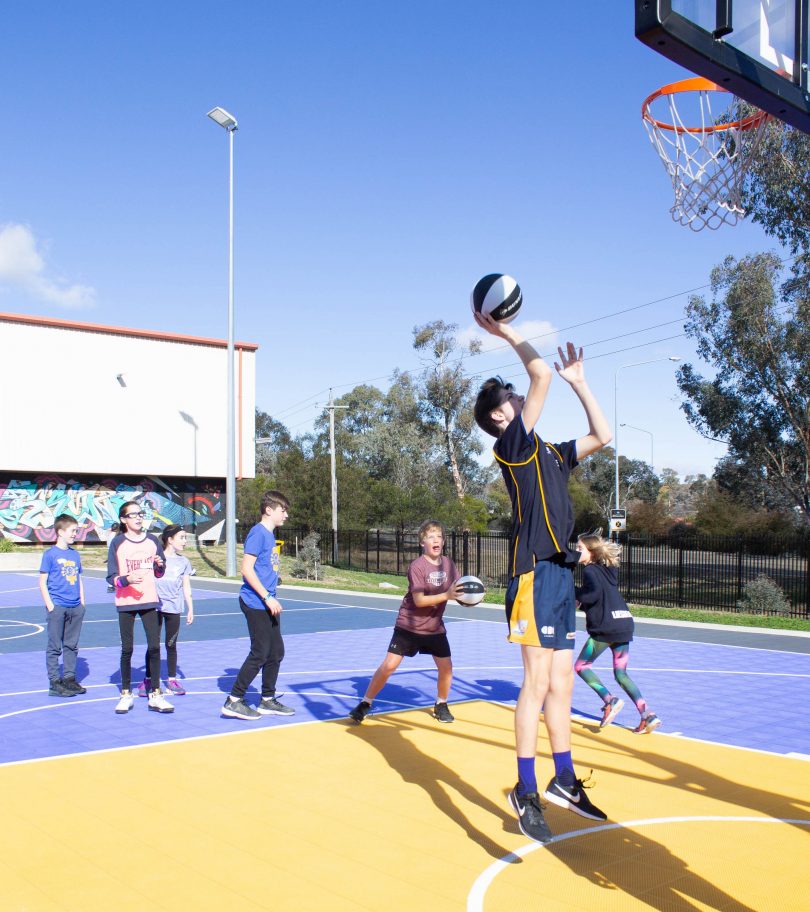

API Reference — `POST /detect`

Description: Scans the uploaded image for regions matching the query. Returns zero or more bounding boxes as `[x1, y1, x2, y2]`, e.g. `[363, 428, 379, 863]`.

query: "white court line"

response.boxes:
[0, 619, 45, 641]
[0, 665, 522, 699]
[613, 667, 810, 679]
[0, 689, 417, 734]
[467, 816, 810, 912]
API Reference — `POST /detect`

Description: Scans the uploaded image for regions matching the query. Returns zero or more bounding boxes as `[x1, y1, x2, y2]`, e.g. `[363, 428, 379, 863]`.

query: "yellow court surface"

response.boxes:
[2, 701, 808, 912]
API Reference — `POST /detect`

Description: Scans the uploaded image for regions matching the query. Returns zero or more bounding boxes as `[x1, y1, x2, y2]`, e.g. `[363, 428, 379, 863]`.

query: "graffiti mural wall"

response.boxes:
[0, 474, 225, 543]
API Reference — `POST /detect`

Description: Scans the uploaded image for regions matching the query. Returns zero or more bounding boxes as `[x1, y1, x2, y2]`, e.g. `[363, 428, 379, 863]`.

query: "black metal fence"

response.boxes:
[279, 528, 810, 617]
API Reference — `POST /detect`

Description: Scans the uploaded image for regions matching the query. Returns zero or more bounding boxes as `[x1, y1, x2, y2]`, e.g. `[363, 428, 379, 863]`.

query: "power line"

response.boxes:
[270, 253, 802, 427]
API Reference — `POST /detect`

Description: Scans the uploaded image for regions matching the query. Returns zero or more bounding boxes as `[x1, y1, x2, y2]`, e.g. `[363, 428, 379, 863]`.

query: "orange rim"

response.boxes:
[642, 76, 770, 133]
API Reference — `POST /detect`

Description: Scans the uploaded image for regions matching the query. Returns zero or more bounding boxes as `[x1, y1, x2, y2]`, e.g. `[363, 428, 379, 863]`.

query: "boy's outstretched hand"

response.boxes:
[555, 342, 586, 384]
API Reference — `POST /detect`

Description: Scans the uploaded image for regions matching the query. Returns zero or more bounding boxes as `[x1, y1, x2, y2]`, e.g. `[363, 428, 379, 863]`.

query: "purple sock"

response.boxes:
[553, 751, 575, 786]
[517, 757, 537, 796]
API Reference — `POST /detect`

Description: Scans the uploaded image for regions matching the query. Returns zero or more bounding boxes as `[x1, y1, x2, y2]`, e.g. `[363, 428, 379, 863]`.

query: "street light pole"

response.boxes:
[325, 389, 349, 565]
[207, 106, 239, 577]
[620, 423, 655, 472]
[613, 357, 680, 533]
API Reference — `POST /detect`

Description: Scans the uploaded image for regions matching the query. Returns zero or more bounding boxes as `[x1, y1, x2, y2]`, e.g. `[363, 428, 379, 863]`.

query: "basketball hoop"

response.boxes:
[642, 77, 771, 231]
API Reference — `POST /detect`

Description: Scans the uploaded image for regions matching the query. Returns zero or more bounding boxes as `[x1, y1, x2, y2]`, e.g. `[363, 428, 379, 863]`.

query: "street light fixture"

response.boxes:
[613, 357, 680, 531]
[620, 423, 655, 472]
[207, 106, 238, 577]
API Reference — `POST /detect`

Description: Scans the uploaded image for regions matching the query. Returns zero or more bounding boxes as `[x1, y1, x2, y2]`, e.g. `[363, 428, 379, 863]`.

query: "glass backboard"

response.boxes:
[636, 0, 809, 132]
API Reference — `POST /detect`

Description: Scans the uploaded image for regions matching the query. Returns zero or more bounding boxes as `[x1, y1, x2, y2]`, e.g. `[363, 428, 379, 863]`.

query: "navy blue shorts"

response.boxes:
[505, 559, 576, 650]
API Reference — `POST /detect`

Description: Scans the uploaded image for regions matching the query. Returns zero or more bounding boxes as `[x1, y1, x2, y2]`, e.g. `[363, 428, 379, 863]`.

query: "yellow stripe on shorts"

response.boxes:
[507, 570, 540, 646]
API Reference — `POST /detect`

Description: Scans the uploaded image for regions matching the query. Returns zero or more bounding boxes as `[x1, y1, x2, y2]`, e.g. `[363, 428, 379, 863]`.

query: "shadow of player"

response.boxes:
[544, 823, 758, 912]
[346, 713, 517, 861]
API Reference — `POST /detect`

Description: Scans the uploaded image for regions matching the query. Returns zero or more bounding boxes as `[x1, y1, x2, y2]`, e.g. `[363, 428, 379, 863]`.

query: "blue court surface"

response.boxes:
[1, 569, 809, 766]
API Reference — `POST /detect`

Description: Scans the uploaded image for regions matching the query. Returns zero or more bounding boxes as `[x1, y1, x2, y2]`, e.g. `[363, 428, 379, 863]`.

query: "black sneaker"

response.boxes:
[257, 696, 295, 716]
[508, 785, 553, 843]
[349, 700, 371, 723]
[62, 676, 87, 695]
[543, 773, 607, 821]
[48, 679, 76, 698]
[222, 697, 261, 720]
[432, 702, 454, 723]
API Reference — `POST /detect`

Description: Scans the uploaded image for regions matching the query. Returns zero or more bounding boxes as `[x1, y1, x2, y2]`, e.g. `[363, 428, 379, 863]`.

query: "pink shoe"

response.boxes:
[165, 678, 186, 696]
[137, 678, 151, 698]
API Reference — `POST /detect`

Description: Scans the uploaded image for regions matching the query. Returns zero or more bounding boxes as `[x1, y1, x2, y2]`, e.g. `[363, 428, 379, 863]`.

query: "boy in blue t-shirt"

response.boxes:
[222, 490, 296, 721]
[38, 514, 87, 697]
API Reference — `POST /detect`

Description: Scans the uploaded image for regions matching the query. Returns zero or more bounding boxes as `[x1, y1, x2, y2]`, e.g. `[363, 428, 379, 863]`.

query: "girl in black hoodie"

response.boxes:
[574, 531, 661, 734]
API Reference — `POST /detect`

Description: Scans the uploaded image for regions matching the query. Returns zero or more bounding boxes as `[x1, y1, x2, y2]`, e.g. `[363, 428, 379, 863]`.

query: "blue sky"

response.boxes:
[2, 2, 782, 477]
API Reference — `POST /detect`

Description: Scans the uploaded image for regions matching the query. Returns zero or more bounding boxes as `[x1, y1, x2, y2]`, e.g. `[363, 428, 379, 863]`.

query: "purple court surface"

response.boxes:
[1, 569, 809, 766]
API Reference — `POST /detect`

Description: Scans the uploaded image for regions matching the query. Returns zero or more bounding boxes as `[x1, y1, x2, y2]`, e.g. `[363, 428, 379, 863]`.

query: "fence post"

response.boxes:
[462, 531, 469, 576]
[677, 538, 684, 607]
[626, 535, 633, 602]
[376, 529, 380, 573]
[476, 532, 481, 579]
[365, 530, 369, 573]
[347, 530, 352, 570]
[396, 529, 401, 575]
[805, 539, 810, 618]
[737, 535, 744, 606]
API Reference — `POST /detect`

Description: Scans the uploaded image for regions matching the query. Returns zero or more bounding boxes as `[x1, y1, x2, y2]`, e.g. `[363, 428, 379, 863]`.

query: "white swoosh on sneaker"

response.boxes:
[558, 786, 581, 804]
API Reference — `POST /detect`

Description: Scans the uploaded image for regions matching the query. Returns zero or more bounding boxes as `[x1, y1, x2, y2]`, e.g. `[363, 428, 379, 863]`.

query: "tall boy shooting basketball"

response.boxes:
[473, 312, 612, 843]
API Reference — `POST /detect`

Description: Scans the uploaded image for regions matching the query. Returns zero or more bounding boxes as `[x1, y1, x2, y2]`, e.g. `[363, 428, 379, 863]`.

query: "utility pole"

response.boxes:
[325, 389, 349, 565]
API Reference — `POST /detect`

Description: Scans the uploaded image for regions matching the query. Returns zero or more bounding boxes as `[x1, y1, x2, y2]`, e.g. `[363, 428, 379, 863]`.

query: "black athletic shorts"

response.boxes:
[387, 626, 451, 659]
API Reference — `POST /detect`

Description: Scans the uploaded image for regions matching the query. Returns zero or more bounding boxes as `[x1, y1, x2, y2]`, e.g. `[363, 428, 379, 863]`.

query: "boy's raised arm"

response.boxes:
[554, 342, 612, 459]
[474, 312, 552, 434]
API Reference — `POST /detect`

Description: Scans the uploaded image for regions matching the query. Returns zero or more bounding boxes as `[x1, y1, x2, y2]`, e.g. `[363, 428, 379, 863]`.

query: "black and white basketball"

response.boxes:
[456, 575, 486, 606]
[470, 273, 522, 324]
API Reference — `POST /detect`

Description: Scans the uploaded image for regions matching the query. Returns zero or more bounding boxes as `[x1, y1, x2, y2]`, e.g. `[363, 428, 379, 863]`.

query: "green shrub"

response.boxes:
[737, 574, 792, 616]
[0, 535, 13, 553]
[291, 531, 322, 580]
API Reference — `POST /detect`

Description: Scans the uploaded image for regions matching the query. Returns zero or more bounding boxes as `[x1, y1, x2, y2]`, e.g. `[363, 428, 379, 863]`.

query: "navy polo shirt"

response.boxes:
[494, 416, 579, 578]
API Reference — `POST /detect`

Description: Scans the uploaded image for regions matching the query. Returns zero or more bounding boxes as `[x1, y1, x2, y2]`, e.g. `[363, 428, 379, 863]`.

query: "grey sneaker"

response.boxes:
[222, 697, 260, 720]
[257, 696, 295, 716]
[599, 697, 625, 728]
[62, 676, 87, 695]
[508, 785, 553, 843]
[432, 702, 454, 723]
[49, 679, 76, 698]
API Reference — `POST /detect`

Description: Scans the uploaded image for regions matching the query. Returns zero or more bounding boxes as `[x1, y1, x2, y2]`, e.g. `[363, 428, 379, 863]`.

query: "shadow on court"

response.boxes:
[345, 713, 518, 861]
[570, 717, 810, 839]
[544, 825, 759, 912]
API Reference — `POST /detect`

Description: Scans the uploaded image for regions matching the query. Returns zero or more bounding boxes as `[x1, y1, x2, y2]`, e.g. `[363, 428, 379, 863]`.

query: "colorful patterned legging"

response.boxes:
[574, 638, 647, 716]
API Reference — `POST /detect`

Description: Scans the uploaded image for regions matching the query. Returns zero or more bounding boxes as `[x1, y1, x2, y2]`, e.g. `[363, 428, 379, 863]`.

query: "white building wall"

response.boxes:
[0, 318, 256, 479]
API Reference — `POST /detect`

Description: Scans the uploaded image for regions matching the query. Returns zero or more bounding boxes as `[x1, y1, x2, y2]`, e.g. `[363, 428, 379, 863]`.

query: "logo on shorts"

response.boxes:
[513, 620, 529, 636]
[541, 625, 554, 637]
[566, 631, 576, 639]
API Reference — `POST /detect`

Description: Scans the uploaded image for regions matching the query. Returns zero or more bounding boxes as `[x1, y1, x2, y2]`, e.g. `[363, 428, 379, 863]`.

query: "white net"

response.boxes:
[643, 80, 771, 231]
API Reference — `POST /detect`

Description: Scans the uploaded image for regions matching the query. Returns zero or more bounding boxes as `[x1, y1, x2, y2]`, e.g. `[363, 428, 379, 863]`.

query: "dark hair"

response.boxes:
[53, 514, 78, 535]
[118, 500, 140, 521]
[260, 489, 290, 516]
[161, 524, 184, 548]
[474, 376, 514, 438]
[118, 500, 146, 532]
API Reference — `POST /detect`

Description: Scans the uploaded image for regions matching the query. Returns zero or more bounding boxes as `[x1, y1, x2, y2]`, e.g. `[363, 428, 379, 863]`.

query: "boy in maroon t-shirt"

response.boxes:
[349, 520, 463, 724]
